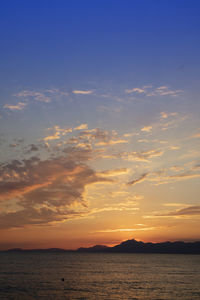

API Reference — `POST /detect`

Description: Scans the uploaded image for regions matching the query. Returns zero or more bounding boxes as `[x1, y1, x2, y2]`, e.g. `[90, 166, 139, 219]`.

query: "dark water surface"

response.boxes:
[0, 252, 199, 299]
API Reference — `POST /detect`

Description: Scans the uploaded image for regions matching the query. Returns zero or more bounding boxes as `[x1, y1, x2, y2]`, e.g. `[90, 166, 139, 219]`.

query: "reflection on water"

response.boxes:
[0, 252, 200, 299]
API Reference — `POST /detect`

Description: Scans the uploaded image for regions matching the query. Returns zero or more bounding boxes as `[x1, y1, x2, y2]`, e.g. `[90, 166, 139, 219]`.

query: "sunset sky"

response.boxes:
[0, 0, 200, 250]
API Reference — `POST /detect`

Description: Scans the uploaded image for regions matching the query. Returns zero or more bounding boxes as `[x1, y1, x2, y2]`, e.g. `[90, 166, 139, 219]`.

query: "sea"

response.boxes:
[0, 252, 199, 300]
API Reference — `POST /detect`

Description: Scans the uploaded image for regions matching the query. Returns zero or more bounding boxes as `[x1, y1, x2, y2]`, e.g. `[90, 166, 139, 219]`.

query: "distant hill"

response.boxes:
[3, 248, 73, 253]
[77, 239, 200, 254]
[77, 245, 109, 252]
[1, 239, 200, 254]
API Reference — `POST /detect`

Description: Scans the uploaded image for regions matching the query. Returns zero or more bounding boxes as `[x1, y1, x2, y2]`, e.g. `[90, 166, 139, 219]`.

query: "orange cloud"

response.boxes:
[0, 145, 117, 229]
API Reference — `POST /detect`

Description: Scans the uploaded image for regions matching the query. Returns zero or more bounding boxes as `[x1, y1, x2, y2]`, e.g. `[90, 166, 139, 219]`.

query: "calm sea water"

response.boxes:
[0, 252, 199, 300]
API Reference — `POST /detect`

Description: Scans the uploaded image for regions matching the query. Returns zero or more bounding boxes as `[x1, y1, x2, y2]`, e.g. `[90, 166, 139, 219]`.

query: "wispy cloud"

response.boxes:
[163, 203, 191, 207]
[141, 126, 152, 132]
[43, 132, 61, 141]
[155, 206, 200, 217]
[15, 90, 52, 103]
[126, 163, 200, 187]
[74, 124, 88, 130]
[167, 206, 200, 216]
[94, 226, 161, 233]
[190, 130, 200, 139]
[144, 169, 200, 186]
[4, 102, 27, 111]
[43, 126, 72, 141]
[149, 86, 182, 97]
[68, 128, 129, 150]
[95, 139, 128, 146]
[122, 149, 164, 162]
[125, 88, 146, 94]
[14, 88, 69, 104]
[72, 90, 93, 95]
[87, 200, 139, 216]
[127, 173, 148, 185]
[125, 85, 182, 97]
[97, 168, 129, 177]
[160, 112, 178, 119]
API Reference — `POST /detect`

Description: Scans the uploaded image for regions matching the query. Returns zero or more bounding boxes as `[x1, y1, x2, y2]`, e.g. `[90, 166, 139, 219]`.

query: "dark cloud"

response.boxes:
[192, 164, 200, 170]
[28, 144, 39, 152]
[127, 173, 148, 185]
[0, 147, 112, 229]
[0, 205, 88, 230]
[157, 206, 200, 217]
[23, 144, 40, 154]
[62, 146, 93, 161]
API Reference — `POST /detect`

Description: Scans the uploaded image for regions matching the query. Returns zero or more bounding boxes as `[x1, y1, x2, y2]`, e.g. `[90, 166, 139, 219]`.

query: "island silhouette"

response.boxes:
[2, 238, 200, 254]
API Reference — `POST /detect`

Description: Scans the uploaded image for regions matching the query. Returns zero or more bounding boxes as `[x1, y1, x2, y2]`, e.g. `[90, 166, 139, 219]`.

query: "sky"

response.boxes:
[0, 0, 200, 250]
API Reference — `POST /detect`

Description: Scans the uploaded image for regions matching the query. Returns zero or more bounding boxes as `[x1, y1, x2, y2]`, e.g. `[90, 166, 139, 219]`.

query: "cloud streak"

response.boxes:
[43, 126, 72, 141]
[154, 206, 200, 217]
[72, 90, 93, 95]
[95, 226, 161, 233]
[122, 149, 164, 162]
[15, 90, 52, 103]
[4, 102, 27, 111]
[127, 173, 148, 185]
[141, 126, 152, 132]
[125, 85, 182, 97]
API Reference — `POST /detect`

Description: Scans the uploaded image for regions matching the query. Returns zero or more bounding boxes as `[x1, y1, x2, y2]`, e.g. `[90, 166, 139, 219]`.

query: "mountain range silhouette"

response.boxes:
[2, 239, 200, 254]
[78, 239, 200, 254]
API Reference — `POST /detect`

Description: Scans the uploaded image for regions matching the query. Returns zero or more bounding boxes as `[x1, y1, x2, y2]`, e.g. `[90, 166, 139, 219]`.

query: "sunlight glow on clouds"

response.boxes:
[4, 102, 27, 111]
[43, 126, 72, 141]
[74, 124, 88, 130]
[141, 126, 153, 132]
[95, 226, 163, 233]
[72, 90, 93, 95]
[1, 83, 199, 246]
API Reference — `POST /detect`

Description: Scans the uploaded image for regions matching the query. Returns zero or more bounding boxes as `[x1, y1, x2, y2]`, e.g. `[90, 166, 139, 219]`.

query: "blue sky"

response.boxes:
[1, 0, 200, 88]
